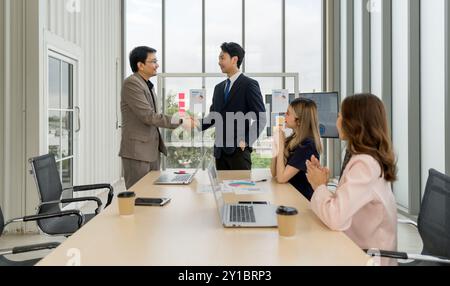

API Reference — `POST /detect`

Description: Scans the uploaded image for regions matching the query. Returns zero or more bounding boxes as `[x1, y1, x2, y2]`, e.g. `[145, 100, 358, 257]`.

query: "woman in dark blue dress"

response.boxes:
[271, 98, 322, 201]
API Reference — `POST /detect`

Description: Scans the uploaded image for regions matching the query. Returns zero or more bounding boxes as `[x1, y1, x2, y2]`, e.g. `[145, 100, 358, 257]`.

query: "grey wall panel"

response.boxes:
[446, 0, 450, 174]
[0, 0, 5, 209]
[0, 0, 28, 226]
[407, 0, 421, 215]
[354, 0, 370, 93]
[382, 0, 392, 131]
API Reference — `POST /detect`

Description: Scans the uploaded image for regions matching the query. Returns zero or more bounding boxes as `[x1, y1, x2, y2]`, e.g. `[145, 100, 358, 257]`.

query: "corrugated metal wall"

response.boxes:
[0, 0, 5, 210]
[0, 0, 122, 231]
[0, 0, 29, 225]
[44, 0, 122, 188]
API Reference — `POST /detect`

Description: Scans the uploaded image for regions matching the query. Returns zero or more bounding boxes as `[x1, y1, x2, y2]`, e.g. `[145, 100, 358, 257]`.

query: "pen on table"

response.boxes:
[254, 179, 268, 183]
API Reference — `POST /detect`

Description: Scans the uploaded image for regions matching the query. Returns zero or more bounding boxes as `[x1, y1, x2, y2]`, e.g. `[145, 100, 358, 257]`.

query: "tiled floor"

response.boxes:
[0, 179, 423, 265]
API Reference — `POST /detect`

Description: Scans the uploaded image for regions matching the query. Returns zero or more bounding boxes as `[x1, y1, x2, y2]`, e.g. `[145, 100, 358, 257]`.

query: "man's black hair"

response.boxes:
[129, 46, 157, 73]
[221, 42, 245, 69]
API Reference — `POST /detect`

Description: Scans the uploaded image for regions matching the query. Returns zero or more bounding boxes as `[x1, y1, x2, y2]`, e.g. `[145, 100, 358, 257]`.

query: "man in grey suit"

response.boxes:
[120, 46, 187, 189]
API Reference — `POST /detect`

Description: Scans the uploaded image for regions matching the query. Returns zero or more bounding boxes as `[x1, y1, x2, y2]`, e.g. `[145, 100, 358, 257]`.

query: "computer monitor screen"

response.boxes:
[265, 92, 340, 138]
[299, 92, 339, 139]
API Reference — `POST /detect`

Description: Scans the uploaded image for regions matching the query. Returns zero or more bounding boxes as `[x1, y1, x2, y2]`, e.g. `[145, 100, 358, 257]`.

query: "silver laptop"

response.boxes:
[207, 161, 278, 228]
[154, 155, 205, 185]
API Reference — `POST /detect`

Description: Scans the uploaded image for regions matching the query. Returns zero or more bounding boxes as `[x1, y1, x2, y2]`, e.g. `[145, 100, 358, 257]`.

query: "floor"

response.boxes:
[0, 179, 423, 265]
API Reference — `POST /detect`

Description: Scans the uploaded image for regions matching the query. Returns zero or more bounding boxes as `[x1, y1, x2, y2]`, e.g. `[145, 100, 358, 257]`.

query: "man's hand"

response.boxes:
[239, 141, 247, 152]
[181, 114, 198, 130]
[273, 127, 286, 156]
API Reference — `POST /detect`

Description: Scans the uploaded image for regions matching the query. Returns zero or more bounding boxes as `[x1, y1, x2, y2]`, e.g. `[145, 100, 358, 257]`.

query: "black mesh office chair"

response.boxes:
[29, 154, 114, 236]
[0, 205, 83, 266]
[366, 169, 450, 266]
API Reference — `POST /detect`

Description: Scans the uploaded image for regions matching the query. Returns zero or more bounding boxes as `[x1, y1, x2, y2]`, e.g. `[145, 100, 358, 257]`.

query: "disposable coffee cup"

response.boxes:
[117, 192, 136, 216]
[276, 206, 299, 237]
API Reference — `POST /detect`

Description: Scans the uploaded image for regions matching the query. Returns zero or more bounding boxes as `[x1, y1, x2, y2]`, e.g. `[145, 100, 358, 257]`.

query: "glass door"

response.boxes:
[48, 53, 78, 189]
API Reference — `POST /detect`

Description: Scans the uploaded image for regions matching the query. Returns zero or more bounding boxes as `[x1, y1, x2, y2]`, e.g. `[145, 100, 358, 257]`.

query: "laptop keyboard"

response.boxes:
[230, 205, 256, 223]
[172, 174, 191, 182]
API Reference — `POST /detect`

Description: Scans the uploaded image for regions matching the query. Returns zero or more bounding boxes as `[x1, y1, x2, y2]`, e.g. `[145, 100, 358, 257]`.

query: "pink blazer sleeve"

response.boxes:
[310, 156, 380, 231]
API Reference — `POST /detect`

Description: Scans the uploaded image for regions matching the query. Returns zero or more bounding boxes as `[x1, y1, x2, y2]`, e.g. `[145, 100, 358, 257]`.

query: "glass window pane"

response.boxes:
[62, 111, 74, 158]
[61, 62, 73, 109]
[245, 0, 282, 73]
[61, 158, 73, 189]
[125, 0, 163, 77]
[286, 0, 322, 92]
[167, 147, 208, 168]
[49, 57, 61, 109]
[48, 111, 61, 159]
[163, 77, 203, 139]
[165, 0, 202, 72]
[205, 0, 242, 73]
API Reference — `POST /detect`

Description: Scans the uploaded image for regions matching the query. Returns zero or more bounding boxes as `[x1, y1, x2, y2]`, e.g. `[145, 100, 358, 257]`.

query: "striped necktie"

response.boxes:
[224, 79, 231, 103]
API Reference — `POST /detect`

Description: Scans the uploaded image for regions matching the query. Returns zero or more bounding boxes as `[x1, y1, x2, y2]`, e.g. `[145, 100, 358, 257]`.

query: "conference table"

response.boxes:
[37, 169, 370, 266]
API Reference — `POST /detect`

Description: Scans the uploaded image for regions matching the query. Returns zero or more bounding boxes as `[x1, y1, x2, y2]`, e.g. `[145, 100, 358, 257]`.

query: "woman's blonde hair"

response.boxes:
[284, 98, 323, 161]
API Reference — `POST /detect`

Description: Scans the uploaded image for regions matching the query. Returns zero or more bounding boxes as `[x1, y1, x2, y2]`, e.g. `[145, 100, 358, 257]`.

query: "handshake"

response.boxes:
[180, 114, 200, 130]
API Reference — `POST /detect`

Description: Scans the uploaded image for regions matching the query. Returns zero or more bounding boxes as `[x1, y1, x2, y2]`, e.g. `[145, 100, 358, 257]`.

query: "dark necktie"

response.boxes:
[224, 79, 231, 103]
[146, 81, 157, 112]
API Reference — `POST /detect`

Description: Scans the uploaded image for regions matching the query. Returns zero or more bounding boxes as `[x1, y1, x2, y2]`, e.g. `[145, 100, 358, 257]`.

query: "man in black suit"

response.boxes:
[199, 42, 266, 170]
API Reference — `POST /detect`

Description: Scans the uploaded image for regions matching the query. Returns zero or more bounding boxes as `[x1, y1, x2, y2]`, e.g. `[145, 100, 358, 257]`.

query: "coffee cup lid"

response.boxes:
[276, 206, 298, 216]
[118, 192, 136, 198]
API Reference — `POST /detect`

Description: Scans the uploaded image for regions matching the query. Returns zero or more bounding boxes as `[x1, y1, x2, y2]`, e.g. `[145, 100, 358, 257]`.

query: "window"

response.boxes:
[125, 0, 324, 169]
[48, 55, 75, 188]
[286, 0, 323, 93]
[165, 0, 202, 72]
[205, 0, 242, 73]
[125, 0, 163, 76]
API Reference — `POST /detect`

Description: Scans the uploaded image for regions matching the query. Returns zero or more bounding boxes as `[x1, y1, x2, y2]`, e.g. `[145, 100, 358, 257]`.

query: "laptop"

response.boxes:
[154, 154, 205, 185]
[207, 161, 278, 228]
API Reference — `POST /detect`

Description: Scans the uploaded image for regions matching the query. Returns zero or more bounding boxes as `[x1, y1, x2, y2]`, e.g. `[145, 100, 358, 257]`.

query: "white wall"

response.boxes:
[43, 0, 122, 187]
[420, 0, 446, 193]
[0, 0, 5, 211]
[392, 0, 410, 209]
[0, 0, 32, 228]
[0, 0, 122, 232]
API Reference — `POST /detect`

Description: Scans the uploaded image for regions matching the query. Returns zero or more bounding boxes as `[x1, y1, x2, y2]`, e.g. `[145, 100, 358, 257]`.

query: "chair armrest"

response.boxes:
[365, 249, 450, 265]
[5, 210, 85, 228]
[12, 242, 61, 255]
[61, 197, 103, 215]
[365, 249, 408, 260]
[66, 184, 114, 208]
[398, 219, 418, 228]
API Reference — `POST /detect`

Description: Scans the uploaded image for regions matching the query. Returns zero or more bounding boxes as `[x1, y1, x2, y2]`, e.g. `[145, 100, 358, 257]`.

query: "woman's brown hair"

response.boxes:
[341, 94, 397, 182]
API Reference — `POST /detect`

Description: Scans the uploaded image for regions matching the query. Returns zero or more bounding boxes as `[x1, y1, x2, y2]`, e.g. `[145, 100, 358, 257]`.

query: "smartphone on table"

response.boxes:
[135, 197, 171, 207]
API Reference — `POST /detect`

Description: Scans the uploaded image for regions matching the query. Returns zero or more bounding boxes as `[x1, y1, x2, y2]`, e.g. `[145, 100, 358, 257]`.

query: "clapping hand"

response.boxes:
[306, 155, 330, 191]
[272, 127, 286, 157]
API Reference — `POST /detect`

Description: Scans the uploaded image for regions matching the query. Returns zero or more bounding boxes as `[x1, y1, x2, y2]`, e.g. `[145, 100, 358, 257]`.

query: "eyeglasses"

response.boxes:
[145, 59, 159, 65]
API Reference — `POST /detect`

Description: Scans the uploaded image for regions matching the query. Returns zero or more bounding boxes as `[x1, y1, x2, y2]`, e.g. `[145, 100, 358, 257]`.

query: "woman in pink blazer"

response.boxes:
[306, 94, 398, 266]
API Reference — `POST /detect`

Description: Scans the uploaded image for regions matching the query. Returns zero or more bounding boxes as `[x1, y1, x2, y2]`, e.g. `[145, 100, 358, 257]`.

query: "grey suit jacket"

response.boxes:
[119, 73, 179, 163]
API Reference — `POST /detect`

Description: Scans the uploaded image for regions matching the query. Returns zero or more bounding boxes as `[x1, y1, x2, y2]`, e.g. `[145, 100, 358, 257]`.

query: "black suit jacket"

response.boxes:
[202, 74, 267, 159]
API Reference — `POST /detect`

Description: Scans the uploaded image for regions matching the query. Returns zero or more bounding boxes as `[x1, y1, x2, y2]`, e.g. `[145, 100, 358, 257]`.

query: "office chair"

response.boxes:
[29, 154, 114, 236]
[0, 205, 83, 266]
[366, 169, 450, 266]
